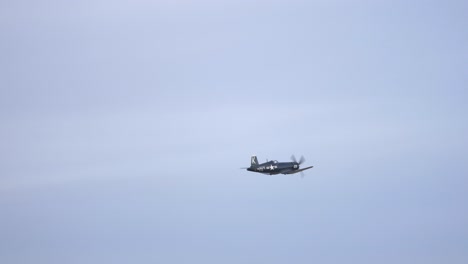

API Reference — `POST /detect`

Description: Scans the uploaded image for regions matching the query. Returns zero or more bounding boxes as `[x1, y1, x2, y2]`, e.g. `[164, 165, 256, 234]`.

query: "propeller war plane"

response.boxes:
[244, 155, 313, 178]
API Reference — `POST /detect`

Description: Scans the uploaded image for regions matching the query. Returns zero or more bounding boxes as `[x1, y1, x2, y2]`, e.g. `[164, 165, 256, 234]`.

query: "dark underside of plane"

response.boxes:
[245, 155, 313, 177]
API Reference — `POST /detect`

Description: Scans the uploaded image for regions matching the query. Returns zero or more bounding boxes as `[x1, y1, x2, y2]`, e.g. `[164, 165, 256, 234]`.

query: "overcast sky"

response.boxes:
[1, 1, 467, 263]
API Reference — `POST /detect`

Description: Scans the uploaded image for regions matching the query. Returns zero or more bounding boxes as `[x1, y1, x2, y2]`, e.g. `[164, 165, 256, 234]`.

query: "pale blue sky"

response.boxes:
[1, 1, 467, 263]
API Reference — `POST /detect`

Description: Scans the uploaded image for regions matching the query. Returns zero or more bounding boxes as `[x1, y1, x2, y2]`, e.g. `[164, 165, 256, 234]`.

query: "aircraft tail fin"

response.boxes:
[250, 155, 258, 166]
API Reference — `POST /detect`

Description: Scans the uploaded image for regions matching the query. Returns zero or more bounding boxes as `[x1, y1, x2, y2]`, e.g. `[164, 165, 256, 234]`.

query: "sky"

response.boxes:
[1, 0, 467, 263]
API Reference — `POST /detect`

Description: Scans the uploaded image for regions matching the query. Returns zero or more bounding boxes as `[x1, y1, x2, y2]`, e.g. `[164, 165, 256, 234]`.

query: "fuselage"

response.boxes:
[247, 160, 299, 175]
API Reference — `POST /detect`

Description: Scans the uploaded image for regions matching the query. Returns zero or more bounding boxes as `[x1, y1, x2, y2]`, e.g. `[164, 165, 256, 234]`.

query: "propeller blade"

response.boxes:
[291, 155, 305, 165]
[300, 171, 305, 178]
[299, 155, 305, 165]
[290, 155, 297, 163]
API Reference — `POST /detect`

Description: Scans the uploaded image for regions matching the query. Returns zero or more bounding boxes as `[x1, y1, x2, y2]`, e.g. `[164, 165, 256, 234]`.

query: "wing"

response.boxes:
[281, 166, 314, 174]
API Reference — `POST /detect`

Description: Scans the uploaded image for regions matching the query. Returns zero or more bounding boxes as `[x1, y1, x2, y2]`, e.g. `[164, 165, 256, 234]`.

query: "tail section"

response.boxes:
[251, 155, 258, 166]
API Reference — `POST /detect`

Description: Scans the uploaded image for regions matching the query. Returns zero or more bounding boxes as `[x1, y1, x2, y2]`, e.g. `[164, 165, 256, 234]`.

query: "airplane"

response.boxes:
[244, 155, 313, 177]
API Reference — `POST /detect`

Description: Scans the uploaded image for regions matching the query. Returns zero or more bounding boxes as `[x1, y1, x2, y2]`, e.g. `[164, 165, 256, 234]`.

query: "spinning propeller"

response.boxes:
[290, 155, 305, 165]
[291, 155, 307, 178]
